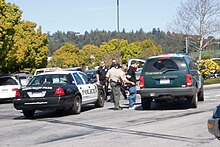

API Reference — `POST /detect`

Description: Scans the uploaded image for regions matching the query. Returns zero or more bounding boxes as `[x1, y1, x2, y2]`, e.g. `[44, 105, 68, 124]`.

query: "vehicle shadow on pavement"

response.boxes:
[135, 101, 191, 111]
[13, 105, 99, 120]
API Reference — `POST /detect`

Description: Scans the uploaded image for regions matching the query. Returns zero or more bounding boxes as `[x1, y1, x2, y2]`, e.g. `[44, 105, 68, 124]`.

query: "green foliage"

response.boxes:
[78, 44, 102, 69]
[0, 0, 22, 72]
[48, 42, 79, 68]
[204, 78, 220, 85]
[0, 1, 48, 74]
[202, 54, 210, 59]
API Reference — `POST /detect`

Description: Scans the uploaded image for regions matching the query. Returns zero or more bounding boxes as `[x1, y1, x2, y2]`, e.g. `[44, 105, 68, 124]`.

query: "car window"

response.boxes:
[0, 77, 18, 85]
[72, 73, 84, 85]
[213, 106, 220, 118]
[143, 58, 186, 72]
[79, 72, 90, 84]
[28, 74, 68, 86]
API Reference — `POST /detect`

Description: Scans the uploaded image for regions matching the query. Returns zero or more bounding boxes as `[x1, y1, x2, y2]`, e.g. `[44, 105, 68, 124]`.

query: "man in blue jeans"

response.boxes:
[126, 61, 139, 109]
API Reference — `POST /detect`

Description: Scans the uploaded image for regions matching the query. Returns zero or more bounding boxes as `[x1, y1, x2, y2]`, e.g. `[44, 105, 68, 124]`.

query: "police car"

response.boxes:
[13, 70, 105, 118]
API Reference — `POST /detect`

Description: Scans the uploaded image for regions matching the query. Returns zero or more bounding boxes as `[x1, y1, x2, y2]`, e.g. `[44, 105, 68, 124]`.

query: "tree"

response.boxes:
[0, 0, 22, 73]
[0, 0, 48, 73]
[5, 21, 48, 73]
[48, 42, 79, 68]
[171, 0, 220, 60]
[78, 44, 102, 69]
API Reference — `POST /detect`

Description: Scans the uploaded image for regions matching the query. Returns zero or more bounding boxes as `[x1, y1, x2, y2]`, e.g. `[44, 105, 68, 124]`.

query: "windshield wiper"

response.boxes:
[162, 69, 178, 74]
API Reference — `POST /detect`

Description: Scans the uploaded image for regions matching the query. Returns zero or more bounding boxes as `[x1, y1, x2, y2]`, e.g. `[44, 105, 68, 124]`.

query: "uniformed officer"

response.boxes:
[96, 61, 108, 99]
[106, 63, 134, 110]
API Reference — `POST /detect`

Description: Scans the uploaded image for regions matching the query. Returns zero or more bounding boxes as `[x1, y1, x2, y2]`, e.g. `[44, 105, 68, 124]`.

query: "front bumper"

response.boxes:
[13, 96, 73, 110]
[137, 87, 197, 98]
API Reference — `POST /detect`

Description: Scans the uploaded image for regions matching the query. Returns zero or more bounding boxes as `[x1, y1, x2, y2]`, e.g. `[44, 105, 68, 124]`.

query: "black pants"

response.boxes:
[100, 80, 108, 99]
[120, 84, 127, 99]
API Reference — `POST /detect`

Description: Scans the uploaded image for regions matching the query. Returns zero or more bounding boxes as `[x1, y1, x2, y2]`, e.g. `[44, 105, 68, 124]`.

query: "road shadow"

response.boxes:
[135, 101, 191, 111]
[14, 104, 99, 120]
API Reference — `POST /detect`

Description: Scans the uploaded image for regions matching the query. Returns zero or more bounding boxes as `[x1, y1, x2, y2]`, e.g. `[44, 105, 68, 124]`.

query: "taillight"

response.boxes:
[12, 88, 21, 98]
[54, 87, 65, 96]
[186, 74, 192, 87]
[139, 76, 144, 88]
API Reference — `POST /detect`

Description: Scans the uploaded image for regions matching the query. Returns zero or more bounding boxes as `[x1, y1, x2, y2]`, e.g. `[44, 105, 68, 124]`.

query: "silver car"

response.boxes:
[208, 104, 220, 140]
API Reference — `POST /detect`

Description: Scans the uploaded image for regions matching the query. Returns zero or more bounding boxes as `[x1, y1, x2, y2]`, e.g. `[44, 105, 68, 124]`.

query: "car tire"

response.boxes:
[71, 95, 81, 114]
[188, 92, 198, 108]
[95, 89, 105, 108]
[141, 97, 151, 110]
[198, 87, 204, 101]
[23, 110, 35, 118]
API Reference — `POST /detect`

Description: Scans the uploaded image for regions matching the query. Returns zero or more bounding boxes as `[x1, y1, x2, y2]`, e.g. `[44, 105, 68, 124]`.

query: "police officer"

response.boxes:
[106, 63, 134, 110]
[96, 61, 108, 99]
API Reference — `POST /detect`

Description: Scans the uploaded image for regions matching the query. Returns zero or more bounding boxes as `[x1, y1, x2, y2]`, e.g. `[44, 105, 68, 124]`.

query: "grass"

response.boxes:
[204, 78, 220, 85]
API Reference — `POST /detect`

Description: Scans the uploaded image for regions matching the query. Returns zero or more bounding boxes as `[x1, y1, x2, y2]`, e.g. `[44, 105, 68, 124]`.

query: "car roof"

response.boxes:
[85, 69, 97, 72]
[148, 53, 187, 59]
[0, 75, 17, 78]
[36, 70, 83, 75]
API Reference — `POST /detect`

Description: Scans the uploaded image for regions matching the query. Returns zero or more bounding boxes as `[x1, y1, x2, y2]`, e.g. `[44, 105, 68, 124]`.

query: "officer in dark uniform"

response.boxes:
[96, 61, 108, 99]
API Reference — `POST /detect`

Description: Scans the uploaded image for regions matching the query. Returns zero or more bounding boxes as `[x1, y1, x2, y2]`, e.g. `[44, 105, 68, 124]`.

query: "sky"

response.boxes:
[6, 0, 181, 35]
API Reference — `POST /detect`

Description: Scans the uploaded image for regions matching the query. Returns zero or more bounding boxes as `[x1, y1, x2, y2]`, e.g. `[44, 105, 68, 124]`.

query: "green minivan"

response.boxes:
[137, 53, 204, 110]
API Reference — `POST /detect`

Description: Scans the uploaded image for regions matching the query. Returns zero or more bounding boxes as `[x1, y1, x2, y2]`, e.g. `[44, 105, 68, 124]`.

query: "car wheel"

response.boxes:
[22, 110, 35, 118]
[141, 97, 151, 110]
[71, 95, 81, 114]
[95, 89, 105, 108]
[188, 92, 198, 108]
[198, 87, 204, 101]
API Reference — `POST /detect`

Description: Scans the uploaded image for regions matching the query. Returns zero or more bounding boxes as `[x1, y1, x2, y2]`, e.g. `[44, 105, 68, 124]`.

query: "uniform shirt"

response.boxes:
[126, 66, 137, 86]
[106, 67, 123, 83]
[96, 66, 108, 81]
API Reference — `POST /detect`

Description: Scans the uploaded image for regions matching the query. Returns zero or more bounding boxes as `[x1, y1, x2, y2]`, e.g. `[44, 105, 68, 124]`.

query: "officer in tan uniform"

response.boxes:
[106, 63, 134, 110]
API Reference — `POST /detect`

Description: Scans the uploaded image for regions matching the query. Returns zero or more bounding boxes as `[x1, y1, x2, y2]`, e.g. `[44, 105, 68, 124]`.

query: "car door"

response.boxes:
[78, 72, 98, 101]
[72, 72, 97, 104]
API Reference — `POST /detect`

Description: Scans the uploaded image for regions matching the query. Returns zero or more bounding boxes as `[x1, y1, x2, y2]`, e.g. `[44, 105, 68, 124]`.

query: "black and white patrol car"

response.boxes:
[13, 70, 105, 118]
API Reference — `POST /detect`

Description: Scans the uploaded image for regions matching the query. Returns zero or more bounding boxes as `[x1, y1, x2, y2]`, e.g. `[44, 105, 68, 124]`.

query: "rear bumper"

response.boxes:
[13, 96, 73, 110]
[137, 87, 197, 98]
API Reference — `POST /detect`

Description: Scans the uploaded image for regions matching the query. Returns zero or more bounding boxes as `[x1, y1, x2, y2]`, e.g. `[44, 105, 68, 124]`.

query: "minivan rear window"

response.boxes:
[143, 58, 186, 72]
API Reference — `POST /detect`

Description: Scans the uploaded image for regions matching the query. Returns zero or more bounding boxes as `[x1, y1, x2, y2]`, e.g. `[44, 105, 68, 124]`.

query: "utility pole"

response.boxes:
[117, 0, 120, 63]
[185, 37, 189, 54]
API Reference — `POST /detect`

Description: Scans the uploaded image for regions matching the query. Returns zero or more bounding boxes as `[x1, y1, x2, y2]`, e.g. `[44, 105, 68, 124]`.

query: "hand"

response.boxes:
[131, 82, 135, 85]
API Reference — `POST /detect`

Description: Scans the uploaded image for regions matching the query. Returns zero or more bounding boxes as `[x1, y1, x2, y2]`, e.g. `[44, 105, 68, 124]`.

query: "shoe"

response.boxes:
[114, 107, 123, 110]
[107, 99, 113, 102]
[128, 106, 136, 110]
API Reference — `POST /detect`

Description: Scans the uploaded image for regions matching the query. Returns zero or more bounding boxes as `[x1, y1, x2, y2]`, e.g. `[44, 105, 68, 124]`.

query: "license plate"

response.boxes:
[160, 79, 170, 84]
[1, 89, 8, 92]
[27, 91, 46, 97]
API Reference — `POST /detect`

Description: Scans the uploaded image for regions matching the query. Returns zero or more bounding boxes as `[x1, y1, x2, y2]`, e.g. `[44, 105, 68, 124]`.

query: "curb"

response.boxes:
[204, 83, 220, 89]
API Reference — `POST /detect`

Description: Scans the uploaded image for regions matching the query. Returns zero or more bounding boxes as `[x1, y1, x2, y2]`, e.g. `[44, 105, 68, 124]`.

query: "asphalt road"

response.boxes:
[0, 84, 220, 147]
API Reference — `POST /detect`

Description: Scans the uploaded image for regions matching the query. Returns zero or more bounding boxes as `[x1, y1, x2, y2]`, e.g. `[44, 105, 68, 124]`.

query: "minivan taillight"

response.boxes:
[12, 88, 21, 98]
[139, 76, 144, 89]
[54, 87, 65, 96]
[186, 74, 192, 87]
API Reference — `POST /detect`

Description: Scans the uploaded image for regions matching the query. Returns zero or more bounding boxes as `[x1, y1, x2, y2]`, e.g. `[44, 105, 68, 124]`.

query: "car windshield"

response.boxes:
[143, 57, 186, 72]
[85, 70, 96, 78]
[28, 74, 69, 86]
[0, 77, 18, 86]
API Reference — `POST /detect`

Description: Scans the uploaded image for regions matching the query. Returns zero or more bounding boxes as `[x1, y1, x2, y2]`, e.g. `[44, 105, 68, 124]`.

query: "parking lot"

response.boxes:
[0, 84, 219, 147]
